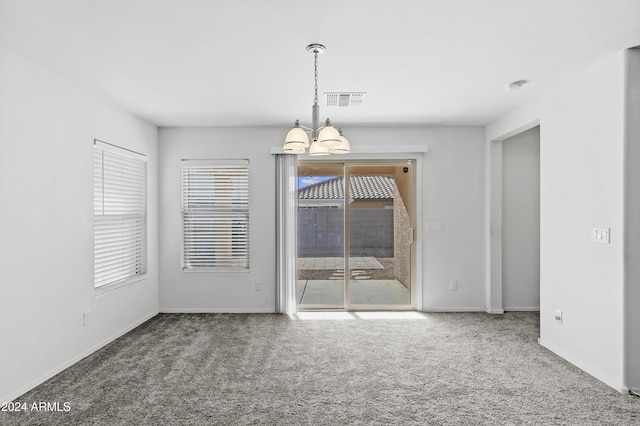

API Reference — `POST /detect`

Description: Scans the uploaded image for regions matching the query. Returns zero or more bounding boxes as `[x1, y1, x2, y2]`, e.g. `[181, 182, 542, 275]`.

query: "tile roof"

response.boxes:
[298, 176, 395, 200]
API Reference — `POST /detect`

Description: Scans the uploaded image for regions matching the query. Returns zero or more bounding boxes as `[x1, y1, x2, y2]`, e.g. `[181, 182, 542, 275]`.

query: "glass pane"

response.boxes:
[297, 165, 345, 309]
[348, 164, 411, 307]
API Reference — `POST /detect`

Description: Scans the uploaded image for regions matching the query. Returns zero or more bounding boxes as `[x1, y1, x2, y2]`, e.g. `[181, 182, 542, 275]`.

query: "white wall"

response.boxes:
[487, 51, 630, 392]
[502, 126, 540, 310]
[158, 126, 486, 312]
[539, 52, 626, 392]
[159, 127, 280, 312]
[0, 45, 159, 403]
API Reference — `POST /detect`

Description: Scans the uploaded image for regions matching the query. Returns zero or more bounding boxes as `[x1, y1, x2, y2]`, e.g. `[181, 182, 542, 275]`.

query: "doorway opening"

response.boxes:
[296, 160, 416, 311]
[502, 126, 540, 311]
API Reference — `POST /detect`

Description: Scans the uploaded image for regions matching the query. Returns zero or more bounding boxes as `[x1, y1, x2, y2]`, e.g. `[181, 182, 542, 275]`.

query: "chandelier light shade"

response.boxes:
[330, 128, 350, 154]
[309, 141, 330, 156]
[316, 118, 341, 148]
[284, 120, 309, 147]
[283, 44, 350, 155]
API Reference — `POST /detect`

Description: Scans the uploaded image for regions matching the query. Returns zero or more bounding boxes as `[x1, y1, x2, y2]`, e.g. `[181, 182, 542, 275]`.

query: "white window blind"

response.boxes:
[181, 160, 250, 272]
[94, 141, 147, 289]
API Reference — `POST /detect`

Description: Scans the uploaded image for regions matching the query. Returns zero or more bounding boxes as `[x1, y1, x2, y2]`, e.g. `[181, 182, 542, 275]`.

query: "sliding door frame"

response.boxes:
[298, 157, 420, 311]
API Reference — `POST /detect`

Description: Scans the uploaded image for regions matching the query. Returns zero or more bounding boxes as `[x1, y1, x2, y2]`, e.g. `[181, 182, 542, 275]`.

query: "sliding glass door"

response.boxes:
[296, 160, 415, 310]
[296, 163, 345, 309]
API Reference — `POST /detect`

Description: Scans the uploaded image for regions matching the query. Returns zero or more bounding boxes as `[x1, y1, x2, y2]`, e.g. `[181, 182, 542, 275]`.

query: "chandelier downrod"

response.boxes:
[309, 44, 323, 141]
[283, 43, 350, 155]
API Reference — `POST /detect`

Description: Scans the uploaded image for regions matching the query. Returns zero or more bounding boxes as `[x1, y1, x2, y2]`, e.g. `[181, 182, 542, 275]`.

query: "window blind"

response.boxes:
[181, 160, 250, 271]
[94, 142, 147, 289]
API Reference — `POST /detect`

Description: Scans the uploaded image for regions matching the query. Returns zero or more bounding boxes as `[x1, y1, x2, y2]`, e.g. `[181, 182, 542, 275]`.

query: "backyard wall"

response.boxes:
[298, 207, 394, 258]
[393, 186, 411, 288]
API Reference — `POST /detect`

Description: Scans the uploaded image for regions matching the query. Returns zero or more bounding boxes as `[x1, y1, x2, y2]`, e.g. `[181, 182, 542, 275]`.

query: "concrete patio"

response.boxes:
[296, 279, 410, 307]
[296, 256, 410, 308]
[297, 256, 385, 271]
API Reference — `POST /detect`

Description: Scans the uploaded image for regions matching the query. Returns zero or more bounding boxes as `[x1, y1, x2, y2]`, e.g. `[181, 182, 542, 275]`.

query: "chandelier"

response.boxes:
[283, 43, 350, 155]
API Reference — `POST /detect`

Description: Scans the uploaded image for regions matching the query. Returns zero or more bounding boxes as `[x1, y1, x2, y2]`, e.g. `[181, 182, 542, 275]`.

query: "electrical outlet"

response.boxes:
[450, 280, 458, 291]
[83, 311, 91, 326]
[255, 281, 262, 291]
[555, 309, 563, 324]
[592, 227, 610, 243]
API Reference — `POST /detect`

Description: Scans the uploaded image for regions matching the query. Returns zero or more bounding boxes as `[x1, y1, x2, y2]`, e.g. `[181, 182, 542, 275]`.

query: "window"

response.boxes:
[94, 140, 147, 290]
[181, 160, 250, 272]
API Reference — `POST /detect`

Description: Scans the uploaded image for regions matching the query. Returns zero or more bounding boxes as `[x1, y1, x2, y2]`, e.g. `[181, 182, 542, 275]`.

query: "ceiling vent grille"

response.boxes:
[325, 92, 366, 107]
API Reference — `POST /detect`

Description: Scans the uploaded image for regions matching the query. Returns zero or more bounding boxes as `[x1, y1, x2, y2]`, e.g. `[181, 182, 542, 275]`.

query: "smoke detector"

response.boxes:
[325, 92, 366, 107]
[507, 80, 529, 91]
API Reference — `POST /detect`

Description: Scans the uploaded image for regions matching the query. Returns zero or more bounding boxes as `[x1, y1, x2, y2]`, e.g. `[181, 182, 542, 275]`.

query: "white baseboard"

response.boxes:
[159, 308, 275, 314]
[538, 338, 628, 394]
[503, 307, 540, 312]
[1, 310, 158, 404]
[421, 307, 486, 313]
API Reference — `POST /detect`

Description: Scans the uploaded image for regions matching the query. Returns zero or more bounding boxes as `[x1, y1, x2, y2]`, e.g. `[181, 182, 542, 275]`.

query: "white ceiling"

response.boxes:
[1, 0, 639, 127]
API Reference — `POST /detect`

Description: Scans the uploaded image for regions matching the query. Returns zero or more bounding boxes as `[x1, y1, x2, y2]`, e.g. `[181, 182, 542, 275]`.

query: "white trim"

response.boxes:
[160, 308, 275, 313]
[422, 307, 487, 312]
[539, 338, 628, 394]
[270, 145, 428, 155]
[414, 154, 424, 311]
[180, 269, 250, 275]
[0, 311, 157, 404]
[503, 307, 540, 312]
[180, 158, 249, 166]
[95, 275, 147, 295]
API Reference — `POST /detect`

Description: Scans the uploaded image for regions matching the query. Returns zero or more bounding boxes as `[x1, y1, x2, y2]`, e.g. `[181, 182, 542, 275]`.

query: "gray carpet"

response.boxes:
[2, 312, 639, 425]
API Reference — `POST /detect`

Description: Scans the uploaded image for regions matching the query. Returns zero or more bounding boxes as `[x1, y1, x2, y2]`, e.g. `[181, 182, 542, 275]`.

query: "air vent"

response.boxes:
[325, 92, 366, 107]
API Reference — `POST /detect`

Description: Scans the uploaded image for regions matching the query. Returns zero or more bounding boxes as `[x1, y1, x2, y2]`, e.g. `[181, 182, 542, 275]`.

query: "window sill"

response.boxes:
[95, 275, 147, 296]
[181, 268, 250, 274]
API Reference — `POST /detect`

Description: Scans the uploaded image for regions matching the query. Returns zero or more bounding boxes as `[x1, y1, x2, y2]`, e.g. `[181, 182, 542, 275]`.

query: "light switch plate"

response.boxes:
[555, 309, 562, 323]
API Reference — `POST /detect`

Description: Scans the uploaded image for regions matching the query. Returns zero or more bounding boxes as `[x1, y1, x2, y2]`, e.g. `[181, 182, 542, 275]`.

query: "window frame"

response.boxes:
[93, 139, 147, 293]
[181, 159, 250, 273]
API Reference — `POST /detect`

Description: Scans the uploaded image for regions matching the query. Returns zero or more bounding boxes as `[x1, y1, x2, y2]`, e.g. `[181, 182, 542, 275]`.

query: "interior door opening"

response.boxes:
[296, 160, 416, 311]
[502, 126, 540, 312]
